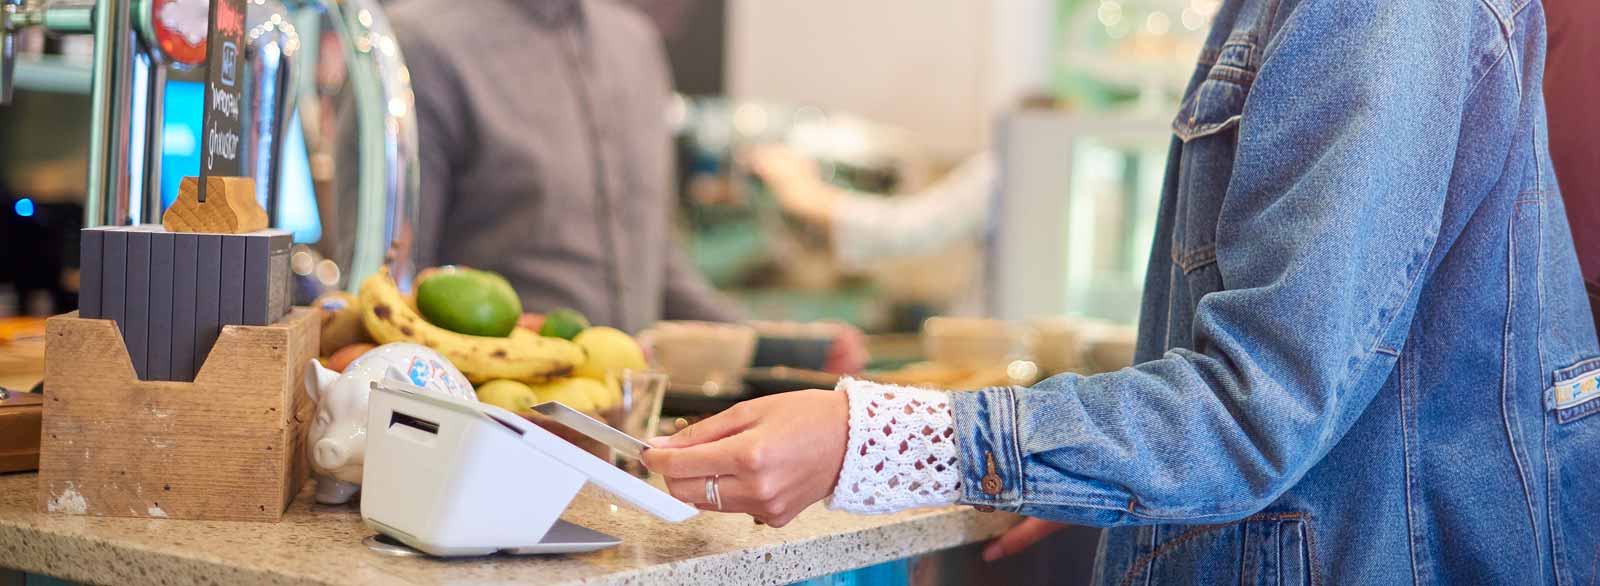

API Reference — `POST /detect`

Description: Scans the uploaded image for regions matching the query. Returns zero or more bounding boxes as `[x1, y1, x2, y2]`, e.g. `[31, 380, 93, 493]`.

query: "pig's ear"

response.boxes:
[384, 366, 410, 386]
[305, 359, 338, 402]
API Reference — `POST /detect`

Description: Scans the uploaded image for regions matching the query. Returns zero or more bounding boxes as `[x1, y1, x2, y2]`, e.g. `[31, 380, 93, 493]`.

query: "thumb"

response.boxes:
[650, 404, 758, 449]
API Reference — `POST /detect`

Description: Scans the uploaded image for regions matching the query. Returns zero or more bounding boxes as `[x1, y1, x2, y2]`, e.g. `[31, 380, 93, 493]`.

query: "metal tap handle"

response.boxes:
[41, 0, 90, 32]
[0, 0, 91, 105]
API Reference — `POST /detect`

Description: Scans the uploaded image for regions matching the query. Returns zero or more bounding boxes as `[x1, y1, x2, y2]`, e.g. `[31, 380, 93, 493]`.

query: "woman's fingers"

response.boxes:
[648, 391, 851, 528]
[663, 475, 752, 505]
[664, 475, 780, 516]
[650, 403, 758, 449]
[981, 518, 1068, 562]
[663, 475, 705, 504]
[643, 438, 749, 479]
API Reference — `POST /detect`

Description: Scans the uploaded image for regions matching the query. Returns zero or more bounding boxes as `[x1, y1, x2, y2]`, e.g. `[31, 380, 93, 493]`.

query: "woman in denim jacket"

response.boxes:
[645, 0, 1600, 582]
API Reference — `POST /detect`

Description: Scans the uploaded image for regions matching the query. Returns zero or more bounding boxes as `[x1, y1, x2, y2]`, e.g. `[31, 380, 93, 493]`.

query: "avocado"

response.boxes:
[415, 268, 523, 337]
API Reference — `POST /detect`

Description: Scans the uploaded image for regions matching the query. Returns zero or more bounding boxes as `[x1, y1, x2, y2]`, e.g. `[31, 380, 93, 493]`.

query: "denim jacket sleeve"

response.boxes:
[954, 0, 1506, 525]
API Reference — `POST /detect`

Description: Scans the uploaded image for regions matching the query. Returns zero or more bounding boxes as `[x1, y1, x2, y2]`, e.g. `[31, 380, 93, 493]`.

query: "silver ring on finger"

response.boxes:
[705, 475, 723, 511]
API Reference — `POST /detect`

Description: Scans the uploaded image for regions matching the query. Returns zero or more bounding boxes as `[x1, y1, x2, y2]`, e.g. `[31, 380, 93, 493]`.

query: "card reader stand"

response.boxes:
[361, 381, 697, 557]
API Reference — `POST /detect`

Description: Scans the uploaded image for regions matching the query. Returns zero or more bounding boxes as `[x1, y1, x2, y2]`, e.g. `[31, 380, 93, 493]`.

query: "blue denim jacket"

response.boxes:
[953, 0, 1600, 583]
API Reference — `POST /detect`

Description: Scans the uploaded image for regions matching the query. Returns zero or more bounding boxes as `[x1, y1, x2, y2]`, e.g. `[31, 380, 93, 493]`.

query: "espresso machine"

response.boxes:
[0, 0, 420, 304]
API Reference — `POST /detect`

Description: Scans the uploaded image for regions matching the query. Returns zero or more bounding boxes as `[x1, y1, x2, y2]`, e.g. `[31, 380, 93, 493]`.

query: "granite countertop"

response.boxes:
[0, 473, 1018, 586]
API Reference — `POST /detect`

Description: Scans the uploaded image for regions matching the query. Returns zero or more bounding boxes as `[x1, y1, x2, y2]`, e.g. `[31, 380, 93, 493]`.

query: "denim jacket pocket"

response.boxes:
[1545, 357, 1600, 586]
[1122, 513, 1312, 586]
[1169, 71, 1248, 306]
[1169, 36, 1251, 266]
[1171, 78, 1246, 143]
[1171, 38, 1253, 143]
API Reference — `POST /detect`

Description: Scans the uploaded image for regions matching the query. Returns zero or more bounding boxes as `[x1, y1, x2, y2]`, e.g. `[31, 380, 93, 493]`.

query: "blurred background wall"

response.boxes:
[727, 0, 1055, 159]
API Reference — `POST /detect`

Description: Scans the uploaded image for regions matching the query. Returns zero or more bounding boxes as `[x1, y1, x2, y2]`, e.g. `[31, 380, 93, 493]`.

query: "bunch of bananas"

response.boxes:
[358, 268, 585, 384]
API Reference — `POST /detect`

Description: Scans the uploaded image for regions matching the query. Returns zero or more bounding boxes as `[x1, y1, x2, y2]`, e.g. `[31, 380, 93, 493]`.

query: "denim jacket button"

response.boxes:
[981, 452, 1003, 496]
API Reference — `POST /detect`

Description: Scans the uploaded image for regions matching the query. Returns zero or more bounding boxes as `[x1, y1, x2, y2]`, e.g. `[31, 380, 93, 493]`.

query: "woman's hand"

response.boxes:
[744, 144, 841, 226]
[642, 390, 850, 527]
[982, 518, 1067, 561]
[823, 321, 869, 375]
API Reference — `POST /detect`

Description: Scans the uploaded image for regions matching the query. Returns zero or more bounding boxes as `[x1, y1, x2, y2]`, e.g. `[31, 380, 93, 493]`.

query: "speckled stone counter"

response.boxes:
[0, 473, 1019, 585]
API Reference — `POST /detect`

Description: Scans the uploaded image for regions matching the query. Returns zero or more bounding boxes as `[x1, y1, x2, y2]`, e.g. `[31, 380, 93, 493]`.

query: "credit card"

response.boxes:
[531, 402, 650, 460]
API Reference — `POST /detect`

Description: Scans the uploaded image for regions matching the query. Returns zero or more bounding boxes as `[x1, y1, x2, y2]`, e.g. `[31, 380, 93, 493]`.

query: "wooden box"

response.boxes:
[38, 308, 317, 521]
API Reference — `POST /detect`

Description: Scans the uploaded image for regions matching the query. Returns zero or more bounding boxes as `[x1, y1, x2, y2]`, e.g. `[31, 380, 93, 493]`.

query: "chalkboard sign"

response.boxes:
[199, 0, 246, 202]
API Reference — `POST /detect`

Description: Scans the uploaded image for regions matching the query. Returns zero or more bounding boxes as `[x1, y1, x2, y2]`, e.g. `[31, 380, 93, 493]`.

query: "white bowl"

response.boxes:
[637, 321, 757, 395]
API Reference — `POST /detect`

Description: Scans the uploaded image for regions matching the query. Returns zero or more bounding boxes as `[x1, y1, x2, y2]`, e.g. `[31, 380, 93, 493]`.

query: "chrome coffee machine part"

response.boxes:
[0, 0, 418, 291]
[3, 0, 96, 103]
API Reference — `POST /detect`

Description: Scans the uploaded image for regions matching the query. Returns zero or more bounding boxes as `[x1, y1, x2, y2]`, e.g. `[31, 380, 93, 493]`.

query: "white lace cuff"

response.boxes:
[828, 378, 961, 514]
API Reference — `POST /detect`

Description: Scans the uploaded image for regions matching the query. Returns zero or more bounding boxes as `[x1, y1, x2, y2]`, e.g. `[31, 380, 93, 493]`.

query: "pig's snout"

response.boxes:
[314, 438, 350, 470]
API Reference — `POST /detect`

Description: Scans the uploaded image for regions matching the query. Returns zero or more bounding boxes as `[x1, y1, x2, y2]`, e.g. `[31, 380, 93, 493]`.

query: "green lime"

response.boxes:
[415, 269, 523, 337]
[539, 308, 590, 340]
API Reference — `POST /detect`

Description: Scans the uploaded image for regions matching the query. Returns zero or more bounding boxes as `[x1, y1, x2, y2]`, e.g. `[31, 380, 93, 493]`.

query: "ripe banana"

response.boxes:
[359, 268, 585, 384]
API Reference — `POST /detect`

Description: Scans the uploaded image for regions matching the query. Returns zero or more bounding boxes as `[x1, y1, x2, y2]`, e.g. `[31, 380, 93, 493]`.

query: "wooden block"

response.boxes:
[38, 308, 318, 522]
[161, 176, 267, 235]
[0, 391, 43, 474]
[0, 334, 43, 393]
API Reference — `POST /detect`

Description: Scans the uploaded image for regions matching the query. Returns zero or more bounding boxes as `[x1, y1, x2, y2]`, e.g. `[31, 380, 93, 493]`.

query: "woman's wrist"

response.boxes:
[828, 378, 962, 514]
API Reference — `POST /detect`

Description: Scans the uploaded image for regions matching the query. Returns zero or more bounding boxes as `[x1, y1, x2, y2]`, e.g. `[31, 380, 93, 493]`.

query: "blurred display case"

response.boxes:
[990, 109, 1171, 325]
[989, 0, 1210, 327]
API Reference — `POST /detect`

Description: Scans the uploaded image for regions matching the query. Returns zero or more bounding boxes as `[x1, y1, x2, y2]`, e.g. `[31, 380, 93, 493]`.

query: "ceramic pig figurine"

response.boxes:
[304, 342, 476, 504]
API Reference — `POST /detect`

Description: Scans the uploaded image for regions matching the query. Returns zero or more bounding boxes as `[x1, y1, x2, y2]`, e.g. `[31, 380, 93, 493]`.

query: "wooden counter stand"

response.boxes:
[37, 308, 318, 522]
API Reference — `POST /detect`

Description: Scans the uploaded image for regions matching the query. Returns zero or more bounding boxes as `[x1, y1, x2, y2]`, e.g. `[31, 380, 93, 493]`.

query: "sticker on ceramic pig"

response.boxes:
[304, 342, 476, 504]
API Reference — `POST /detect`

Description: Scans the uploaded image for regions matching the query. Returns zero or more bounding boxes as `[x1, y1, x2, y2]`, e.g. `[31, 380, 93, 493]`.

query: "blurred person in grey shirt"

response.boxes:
[384, 0, 739, 332]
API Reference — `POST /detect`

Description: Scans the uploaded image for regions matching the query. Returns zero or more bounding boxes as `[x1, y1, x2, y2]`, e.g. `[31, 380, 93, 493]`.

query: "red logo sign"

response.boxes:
[214, 0, 243, 37]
